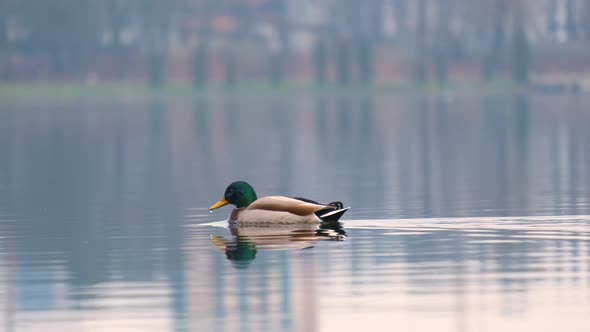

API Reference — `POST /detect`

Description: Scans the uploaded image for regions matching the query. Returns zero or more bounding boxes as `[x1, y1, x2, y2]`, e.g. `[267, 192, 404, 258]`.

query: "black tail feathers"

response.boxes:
[328, 201, 344, 209]
[292, 197, 349, 222]
[315, 203, 349, 222]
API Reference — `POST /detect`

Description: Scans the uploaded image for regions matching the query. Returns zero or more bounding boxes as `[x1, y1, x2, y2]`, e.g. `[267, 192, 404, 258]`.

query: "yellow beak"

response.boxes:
[209, 198, 229, 211]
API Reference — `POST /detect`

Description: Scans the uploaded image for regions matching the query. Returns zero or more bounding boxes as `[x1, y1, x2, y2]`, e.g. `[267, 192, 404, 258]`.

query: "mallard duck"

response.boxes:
[209, 181, 349, 224]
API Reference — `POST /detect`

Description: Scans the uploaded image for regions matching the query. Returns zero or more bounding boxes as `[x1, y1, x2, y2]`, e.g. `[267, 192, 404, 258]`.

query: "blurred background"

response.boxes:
[0, 0, 589, 90]
[2, 2, 590, 332]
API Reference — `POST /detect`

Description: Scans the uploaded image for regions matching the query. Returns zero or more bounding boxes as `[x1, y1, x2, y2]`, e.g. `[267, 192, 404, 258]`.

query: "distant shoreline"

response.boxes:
[0, 79, 529, 103]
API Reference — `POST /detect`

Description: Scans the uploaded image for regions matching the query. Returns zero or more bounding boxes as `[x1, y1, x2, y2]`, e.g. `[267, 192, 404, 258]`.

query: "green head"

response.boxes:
[210, 181, 258, 210]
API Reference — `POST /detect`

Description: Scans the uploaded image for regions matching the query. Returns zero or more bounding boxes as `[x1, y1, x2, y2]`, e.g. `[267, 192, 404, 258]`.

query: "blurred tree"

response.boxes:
[392, 0, 409, 43]
[224, 0, 242, 89]
[148, 52, 164, 89]
[336, 41, 350, 85]
[142, 0, 171, 89]
[547, 0, 558, 41]
[223, 46, 237, 90]
[482, 0, 508, 81]
[368, 0, 385, 41]
[192, 46, 208, 90]
[270, 53, 283, 86]
[191, 0, 213, 89]
[313, 39, 327, 85]
[434, 0, 452, 84]
[566, 0, 578, 40]
[105, 0, 127, 51]
[511, 21, 530, 84]
[358, 37, 373, 84]
[271, 0, 288, 86]
[104, 0, 136, 79]
[0, 0, 588, 85]
[0, 2, 8, 51]
[0, 1, 12, 80]
[359, 0, 379, 84]
[15, 1, 101, 77]
[415, 0, 429, 84]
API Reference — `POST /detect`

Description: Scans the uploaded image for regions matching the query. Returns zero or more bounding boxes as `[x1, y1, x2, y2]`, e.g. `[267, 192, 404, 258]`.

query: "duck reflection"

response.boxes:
[211, 221, 346, 268]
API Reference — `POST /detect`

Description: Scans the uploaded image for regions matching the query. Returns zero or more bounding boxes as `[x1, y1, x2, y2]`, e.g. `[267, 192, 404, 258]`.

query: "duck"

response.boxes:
[209, 181, 350, 224]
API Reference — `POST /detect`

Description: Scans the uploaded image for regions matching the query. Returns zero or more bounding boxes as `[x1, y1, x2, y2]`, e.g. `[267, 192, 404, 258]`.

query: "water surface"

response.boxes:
[1, 94, 590, 331]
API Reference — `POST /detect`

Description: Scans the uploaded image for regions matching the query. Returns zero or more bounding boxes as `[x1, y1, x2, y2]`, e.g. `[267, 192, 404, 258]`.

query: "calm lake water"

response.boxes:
[1, 94, 590, 331]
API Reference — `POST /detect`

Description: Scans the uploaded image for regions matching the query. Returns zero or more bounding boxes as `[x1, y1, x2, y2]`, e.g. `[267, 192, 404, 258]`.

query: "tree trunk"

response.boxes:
[415, 0, 428, 84]
[511, 22, 530, 84]
[223, 47, 237, 90]
[148, 52, 165, 89]
[358, 38, 373, 84]
[192, 46, 208, 89]
[272, 0, 289, 86]
[270, 53, 283, 86]
[393, 0, 409, 43]
[143, 0, 170, 88]
[566, 0, 578, 41]
[369, 0, 385, 41]
[435, 0, 452, 83]
[482, 0, 507, 81]
[336, 41, 350, 85]
[547, 0, 558, 41]
[313, 39, 327, 85]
